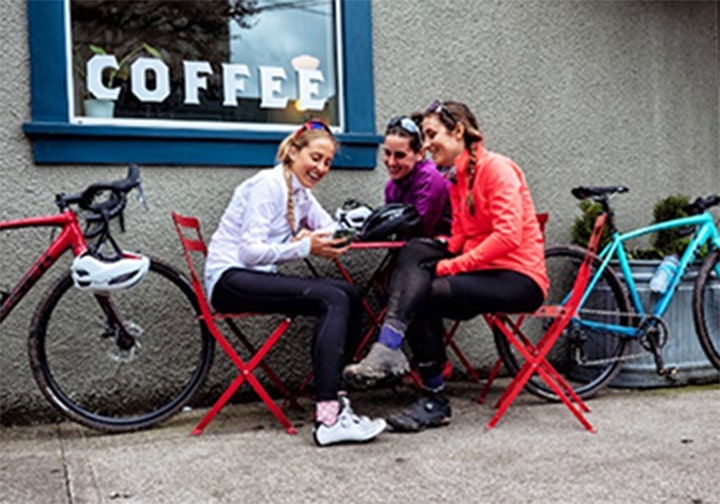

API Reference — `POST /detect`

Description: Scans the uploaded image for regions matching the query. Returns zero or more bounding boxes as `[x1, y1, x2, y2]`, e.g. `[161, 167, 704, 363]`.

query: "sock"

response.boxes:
[377, 322, 405, 350]
[316, 400, 340, 426]
[422, 374, 444, 394]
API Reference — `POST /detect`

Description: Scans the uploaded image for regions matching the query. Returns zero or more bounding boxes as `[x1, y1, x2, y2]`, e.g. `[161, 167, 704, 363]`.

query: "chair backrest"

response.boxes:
[536, 213, 549, 236]
[171, 212, 213, 317]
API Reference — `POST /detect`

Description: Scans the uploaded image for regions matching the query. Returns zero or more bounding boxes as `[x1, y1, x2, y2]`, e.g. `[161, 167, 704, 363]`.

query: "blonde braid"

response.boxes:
[466, 142, 478, 215]
[283, 165, 296, 236]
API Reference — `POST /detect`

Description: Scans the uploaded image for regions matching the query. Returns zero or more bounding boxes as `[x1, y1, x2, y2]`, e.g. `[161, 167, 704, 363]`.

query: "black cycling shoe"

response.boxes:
[386, 394, 451, 432]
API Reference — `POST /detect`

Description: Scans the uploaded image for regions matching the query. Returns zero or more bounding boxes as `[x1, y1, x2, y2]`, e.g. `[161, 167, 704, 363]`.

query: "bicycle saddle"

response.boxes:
[571, 186, 629, 201]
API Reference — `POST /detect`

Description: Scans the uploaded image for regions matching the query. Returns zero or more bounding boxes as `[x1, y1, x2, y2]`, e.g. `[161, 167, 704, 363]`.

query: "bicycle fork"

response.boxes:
[95, 294, 137, 351]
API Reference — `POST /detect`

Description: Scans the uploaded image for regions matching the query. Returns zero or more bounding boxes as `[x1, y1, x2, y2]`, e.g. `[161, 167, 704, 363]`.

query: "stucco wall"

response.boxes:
[1, 0, 718, 425]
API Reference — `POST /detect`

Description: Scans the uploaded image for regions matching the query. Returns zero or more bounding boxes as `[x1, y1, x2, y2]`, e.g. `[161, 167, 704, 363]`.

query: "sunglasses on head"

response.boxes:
[294, 119, 332, 139]
[386, 116, 423, 144]
[425, 100, 458, 128]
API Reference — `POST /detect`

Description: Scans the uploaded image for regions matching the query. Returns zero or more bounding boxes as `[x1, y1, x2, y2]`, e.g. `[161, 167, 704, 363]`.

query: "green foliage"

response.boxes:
[570, 194, 702, 260]
[570, 200, 612, 251]
[650, 194, 692, 258]
[88, 43, 163, 87]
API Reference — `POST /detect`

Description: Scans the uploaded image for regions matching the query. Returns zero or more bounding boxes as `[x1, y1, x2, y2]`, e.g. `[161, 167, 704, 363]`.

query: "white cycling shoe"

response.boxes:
[312, 396, 386, 447]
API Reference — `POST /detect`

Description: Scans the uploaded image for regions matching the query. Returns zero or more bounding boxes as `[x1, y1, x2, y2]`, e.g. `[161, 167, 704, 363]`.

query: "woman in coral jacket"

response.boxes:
[344, 101, 548, 433]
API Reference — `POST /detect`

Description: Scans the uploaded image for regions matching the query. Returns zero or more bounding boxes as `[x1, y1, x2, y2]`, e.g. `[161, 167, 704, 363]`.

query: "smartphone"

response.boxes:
[332, 228, 356, 247]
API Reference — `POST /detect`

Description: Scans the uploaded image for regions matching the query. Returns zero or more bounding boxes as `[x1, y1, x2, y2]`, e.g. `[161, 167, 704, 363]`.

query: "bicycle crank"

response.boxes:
[638, 316, 673, 377]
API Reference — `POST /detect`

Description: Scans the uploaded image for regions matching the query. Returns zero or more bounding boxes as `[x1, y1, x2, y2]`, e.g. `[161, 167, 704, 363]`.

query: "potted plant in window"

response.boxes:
[79, 42, 163, 118]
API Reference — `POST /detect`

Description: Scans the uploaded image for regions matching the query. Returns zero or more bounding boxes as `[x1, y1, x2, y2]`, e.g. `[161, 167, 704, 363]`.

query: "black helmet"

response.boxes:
[356, 203, 420, 242]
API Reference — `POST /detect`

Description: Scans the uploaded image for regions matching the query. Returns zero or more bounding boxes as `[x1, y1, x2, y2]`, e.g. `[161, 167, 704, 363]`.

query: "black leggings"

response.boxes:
[385, 239, 544, 381]
[211, 268, 362, 401]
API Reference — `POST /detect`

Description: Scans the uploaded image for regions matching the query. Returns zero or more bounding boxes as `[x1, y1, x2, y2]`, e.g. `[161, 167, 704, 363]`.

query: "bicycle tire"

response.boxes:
[29, 258, 214, 433]
[693, 249, 720, 371]
[493, 244, 632, 401]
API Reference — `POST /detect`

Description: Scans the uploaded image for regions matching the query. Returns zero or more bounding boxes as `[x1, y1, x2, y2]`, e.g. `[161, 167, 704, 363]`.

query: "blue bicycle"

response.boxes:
[495, 187, 719, 401]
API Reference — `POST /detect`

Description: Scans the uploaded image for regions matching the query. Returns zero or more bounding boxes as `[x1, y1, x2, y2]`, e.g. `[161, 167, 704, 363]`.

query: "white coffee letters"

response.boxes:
[131, 58, 170, 102]
[87, 55, 120, 100]
[85, 54, 327, 111]
[221, 63, 251, 106]
[259, 66, 288, 109]
[184, 61, 213, 105]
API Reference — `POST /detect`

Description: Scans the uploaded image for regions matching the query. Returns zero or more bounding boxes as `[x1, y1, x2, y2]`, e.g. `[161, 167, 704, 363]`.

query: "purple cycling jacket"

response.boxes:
[384, 159, 452, 237]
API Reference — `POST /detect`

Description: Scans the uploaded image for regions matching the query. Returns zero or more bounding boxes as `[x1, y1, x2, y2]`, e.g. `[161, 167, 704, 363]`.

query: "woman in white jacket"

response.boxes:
[205, 120, 386, 447]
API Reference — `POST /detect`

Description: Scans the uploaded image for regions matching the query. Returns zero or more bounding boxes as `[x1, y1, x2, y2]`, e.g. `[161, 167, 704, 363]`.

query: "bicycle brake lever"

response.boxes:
[136, 182, 149, 211]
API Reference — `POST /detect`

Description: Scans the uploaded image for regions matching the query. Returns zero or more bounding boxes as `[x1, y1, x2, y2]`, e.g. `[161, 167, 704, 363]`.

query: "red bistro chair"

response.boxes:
[171, 212, 298, 435]
[478, 213, 605, 432]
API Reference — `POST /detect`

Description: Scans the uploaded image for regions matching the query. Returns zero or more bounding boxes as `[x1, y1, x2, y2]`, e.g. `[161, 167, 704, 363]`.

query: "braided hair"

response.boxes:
[426, 101, 484, 214]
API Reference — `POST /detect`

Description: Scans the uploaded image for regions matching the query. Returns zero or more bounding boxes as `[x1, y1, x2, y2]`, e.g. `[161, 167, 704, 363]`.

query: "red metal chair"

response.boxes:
[171, 212, 298, 435]
[479, 213, 604, 432]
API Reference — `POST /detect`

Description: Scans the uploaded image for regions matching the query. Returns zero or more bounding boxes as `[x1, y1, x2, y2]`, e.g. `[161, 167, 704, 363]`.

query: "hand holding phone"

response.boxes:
[331, 228, 356, 248]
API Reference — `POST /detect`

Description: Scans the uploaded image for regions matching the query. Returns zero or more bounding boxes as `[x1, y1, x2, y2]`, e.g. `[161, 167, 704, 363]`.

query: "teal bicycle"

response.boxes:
[495, 187, 719, 401]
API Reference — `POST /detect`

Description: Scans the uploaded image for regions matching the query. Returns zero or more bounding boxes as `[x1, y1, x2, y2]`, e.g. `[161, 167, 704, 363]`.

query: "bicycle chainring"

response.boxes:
[638, 315, 669, 352]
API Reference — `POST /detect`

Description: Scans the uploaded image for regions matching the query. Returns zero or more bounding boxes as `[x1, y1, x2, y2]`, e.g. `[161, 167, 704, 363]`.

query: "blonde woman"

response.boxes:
[205, 120, 386, 446]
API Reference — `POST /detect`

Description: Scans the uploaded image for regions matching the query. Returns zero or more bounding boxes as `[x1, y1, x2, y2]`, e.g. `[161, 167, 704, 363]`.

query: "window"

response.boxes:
[24, 0, 380, 167]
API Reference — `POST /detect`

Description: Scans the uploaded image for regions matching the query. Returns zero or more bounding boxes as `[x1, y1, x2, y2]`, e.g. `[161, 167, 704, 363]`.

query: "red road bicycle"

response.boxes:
[1, 166, 213, 432]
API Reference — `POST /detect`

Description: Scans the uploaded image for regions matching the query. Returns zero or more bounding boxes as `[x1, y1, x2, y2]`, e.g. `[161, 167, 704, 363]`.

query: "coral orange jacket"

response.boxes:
[436, 144, 549, 297]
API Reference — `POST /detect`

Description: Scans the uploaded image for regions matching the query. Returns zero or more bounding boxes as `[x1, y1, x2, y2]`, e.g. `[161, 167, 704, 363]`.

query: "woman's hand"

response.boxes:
[309, 230, 351, 258]
[292, 229, 312, 242]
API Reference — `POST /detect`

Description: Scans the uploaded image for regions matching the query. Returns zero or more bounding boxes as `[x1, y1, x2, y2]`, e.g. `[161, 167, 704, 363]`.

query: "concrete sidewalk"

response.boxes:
[1, 380, 718, 504]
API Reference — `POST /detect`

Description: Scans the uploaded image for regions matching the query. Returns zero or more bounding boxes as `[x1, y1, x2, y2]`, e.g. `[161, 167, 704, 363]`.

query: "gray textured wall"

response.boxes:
[1, 0, 718, 425]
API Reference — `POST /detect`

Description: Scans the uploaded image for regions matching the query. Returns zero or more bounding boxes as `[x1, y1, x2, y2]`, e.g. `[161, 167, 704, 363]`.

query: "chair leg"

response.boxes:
[444, 320, 483, 383]
[487, 361, 595, 433]
[192, 373, 248, 436]
[485, 316, 595, 432]
[245, 372, 298, 435]
[224, 319, 304, 412]
[477, 358, 503, 404]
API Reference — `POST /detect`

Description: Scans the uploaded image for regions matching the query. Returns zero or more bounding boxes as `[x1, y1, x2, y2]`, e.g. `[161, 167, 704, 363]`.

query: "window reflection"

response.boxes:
[70, 0, 340, 128]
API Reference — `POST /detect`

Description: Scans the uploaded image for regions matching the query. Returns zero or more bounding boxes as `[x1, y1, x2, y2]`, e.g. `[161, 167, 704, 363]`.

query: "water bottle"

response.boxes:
[649, 254, 679, 294]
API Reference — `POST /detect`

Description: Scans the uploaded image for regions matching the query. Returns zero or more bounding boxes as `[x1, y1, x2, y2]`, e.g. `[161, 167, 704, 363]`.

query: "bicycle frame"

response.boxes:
[0, 210, 88, 323]
[578, 211, 720, 337]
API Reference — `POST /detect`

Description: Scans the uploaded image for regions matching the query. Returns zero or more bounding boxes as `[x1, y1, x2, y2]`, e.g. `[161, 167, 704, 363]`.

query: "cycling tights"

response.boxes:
[385, 239, 544, 381]
[211, 268, 362, 401]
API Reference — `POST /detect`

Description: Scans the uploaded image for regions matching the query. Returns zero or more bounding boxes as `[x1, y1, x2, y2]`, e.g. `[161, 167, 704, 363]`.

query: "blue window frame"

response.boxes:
[23, 0, 380, 168]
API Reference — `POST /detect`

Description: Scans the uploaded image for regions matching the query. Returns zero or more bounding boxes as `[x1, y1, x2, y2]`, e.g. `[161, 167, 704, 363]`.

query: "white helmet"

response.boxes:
[335, 199, 374, 231]
[71, 252, 150, 293]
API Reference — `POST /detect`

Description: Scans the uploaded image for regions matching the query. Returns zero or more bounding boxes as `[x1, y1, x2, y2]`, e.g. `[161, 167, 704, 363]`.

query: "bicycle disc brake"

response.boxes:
[103, 320, 143, 363]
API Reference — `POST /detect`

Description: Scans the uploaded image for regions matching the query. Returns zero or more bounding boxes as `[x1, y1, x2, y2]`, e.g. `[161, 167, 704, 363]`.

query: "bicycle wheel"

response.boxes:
[494, 245, 632, 401]
[693, 249, 720, 371]
[29, 258, 214, 432]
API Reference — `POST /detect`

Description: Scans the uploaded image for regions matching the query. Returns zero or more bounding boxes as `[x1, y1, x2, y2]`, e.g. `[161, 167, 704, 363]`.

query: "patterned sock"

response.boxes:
[377, 323, 404, 350]
[316, 400, 340, 426]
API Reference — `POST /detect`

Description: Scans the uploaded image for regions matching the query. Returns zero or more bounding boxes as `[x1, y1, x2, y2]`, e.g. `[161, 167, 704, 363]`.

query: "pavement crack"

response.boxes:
[56, 424, 74, 504]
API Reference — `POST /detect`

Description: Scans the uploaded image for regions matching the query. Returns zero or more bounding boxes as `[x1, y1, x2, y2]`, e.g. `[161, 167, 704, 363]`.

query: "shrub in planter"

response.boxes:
[571, 194, 702, 259]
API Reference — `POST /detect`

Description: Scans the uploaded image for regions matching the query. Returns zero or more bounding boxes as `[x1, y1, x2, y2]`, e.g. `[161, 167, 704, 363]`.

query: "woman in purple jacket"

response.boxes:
[383, 115, 452, 238]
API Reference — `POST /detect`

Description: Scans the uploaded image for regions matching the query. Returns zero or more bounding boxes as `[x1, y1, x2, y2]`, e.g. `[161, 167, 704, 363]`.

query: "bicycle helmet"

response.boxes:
[356, 203, 420, 242]
[71, 252, 150, 293]
[335, 198, 374, 231]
